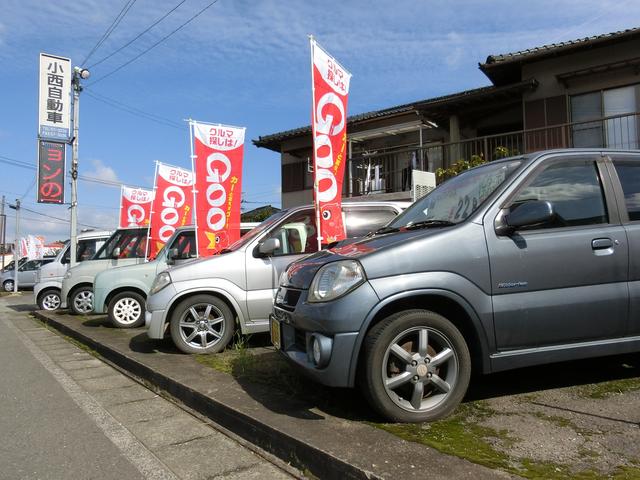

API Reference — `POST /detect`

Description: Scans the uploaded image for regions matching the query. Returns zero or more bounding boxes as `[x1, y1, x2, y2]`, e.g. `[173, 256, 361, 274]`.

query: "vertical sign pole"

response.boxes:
[1, 195, 5, 271]
[118, 185, 124, 229]
[70, 78, 80, 267]
[13, 199, 20, 293]
[309, 35, 322, 252]
[189, 120, 199, 258]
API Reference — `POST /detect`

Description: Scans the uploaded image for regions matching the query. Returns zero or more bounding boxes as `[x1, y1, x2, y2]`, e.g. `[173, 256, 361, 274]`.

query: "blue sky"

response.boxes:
[1, 0, 640, 240]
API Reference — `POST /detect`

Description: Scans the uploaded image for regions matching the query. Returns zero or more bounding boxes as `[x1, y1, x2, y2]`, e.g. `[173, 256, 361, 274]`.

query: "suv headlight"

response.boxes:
[278, 268, 289, 287]
[308, 260, 365, 303]
[149, 271, 172, 295]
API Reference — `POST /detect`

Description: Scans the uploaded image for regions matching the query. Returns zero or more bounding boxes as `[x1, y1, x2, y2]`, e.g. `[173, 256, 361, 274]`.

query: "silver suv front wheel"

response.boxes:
[170, 294, 235, 354]
[361, 309, 471, 423]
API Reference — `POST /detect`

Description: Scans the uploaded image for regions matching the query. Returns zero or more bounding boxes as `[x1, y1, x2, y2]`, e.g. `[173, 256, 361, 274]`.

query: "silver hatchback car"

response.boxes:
[145, 201, 409, 354]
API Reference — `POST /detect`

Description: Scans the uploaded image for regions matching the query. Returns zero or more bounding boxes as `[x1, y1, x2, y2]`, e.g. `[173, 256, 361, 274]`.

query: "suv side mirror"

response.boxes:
[258, 238, 281, 257]
[111, 247, 121, 259]
[166, 248, 179, 265]
[498, 200, 555, 235]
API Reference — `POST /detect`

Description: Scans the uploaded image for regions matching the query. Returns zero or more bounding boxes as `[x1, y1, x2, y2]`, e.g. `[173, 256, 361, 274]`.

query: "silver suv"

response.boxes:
[272, 149, 640, 422]
[145, 201, 408, 354]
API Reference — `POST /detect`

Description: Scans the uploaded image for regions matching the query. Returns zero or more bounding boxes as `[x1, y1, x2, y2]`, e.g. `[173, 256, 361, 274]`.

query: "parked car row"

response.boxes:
[32, 149, 640, 423]
[2, 257, 56, 292]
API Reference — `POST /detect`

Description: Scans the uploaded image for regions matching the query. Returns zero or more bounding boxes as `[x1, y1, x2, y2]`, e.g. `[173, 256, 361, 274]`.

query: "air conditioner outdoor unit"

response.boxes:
[412, 170, 436, 202]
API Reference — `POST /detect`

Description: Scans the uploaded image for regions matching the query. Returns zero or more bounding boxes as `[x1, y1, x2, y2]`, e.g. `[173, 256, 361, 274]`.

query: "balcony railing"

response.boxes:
[347, 111, 640, 197]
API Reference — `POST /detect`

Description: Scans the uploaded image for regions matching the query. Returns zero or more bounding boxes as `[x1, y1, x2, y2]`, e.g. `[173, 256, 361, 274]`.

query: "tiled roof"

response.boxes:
[253, 80, 536, 151]
[483, 27, 640, 66]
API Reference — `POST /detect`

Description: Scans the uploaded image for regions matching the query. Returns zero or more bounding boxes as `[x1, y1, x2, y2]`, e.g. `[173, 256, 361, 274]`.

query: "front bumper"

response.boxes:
[145, 283, 177, 339]
[271, 281, 379, 388]
[146, 308, 168, 339]
[93, 287, 108, 314]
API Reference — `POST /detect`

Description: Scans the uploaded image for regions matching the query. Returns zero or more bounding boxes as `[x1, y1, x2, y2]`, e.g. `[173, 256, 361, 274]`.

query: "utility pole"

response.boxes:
[0, 195, 5, 271]
[70, 66, 90, 267]
[13, 199, 20, 294]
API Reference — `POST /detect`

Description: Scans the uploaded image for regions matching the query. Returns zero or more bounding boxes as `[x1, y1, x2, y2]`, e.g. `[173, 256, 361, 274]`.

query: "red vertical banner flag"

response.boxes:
[147, 163, 194, 259]
[191, 121, 245, 257]
[119, 186, 154, 228]
[310, 37, 352, 245]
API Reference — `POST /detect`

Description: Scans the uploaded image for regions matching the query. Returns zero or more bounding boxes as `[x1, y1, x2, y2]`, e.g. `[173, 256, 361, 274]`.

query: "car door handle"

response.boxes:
[592, 238, 613, 250]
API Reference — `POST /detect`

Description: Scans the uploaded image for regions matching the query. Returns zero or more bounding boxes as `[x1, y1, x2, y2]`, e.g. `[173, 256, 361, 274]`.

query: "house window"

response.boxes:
[571, 85, 640, 149]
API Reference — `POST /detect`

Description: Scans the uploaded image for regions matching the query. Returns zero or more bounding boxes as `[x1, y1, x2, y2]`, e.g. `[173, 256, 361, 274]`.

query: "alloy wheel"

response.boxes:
[382, 326, 459, 413]
[177, 302, 225, 350]
[73, 290, 93, 314]
[41, 293, 61, 310]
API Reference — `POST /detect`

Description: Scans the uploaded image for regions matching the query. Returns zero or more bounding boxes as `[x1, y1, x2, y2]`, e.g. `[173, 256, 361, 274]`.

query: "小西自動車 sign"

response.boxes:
[38, 53, 71, 141]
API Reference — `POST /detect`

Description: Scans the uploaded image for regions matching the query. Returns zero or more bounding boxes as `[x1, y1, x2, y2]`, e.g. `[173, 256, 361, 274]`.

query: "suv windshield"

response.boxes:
[387, 159, 524, 229]
[94, 229, 147, 259]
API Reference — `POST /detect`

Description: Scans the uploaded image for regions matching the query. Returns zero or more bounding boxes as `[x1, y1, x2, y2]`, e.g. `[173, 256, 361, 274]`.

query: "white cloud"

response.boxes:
[84, 159, 120, 183]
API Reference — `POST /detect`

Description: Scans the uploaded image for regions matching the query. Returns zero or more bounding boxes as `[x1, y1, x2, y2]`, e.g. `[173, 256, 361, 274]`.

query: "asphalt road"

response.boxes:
[0, 293, 294, 480]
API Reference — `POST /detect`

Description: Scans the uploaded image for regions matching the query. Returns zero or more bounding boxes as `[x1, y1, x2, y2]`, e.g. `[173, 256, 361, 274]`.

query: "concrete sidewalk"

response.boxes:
[31, 306, 511, 480]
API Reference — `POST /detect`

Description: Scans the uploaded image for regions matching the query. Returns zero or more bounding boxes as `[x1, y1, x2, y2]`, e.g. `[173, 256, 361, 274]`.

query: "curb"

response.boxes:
[33, 310, 378, 480]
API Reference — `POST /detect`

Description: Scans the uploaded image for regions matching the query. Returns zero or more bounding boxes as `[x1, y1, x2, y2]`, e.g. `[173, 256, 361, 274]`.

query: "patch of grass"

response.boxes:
[373, 401, 639, 480]
[576, 377, 640, 399]
[530, 411, 574, 429]
[195, 347, 308, 397]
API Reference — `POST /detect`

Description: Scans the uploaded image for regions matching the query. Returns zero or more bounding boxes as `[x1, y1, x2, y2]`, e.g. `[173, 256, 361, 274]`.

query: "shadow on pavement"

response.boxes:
[7, 303, 36, 312]
[81, 316, 116, 328]
[466, 352, 640, 401]
[128, 332, 181, 354]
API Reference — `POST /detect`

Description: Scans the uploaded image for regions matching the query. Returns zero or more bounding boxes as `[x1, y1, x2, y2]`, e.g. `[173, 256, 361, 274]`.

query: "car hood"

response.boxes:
[95, 260, 157, 285]
[284, 227, 453, 289]
[167, 250, 245, 285]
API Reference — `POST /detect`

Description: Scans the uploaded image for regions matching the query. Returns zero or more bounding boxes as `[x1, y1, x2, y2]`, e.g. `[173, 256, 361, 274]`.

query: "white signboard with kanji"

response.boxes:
[38, 53, 71, 141]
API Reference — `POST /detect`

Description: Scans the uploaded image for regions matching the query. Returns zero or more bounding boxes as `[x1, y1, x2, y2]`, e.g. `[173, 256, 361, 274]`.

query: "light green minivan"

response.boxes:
[93, 224, 257, 328]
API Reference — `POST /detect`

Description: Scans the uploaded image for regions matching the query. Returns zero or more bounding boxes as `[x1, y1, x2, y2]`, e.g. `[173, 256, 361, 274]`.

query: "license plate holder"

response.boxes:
[270, 316, 281, 349]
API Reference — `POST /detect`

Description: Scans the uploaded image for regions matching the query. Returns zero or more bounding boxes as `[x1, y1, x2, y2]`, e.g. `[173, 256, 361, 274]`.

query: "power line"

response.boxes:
[84, 90, 182, 129]
[15, 206, 102, 229]
[88, 0, 188, 69]
[82, 0, 138, 65]
[88, 0, 221, 86]
[20, 178, 36, 200]
[0, 155, 148, 189]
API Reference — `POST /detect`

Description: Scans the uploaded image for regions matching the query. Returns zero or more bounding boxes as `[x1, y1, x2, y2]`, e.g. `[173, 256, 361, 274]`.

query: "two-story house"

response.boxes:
[254, 28, 640, 208]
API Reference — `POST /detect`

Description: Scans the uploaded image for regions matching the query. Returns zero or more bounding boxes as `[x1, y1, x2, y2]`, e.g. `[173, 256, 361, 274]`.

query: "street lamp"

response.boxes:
[69, 66, 90, 267]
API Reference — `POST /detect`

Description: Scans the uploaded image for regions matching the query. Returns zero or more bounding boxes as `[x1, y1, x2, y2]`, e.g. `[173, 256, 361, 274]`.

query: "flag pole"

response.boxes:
[145, 161, 159, 261]
[118, 184, 124, 228]
[309, 35, 322, 252]
[188, 119, 199, 258]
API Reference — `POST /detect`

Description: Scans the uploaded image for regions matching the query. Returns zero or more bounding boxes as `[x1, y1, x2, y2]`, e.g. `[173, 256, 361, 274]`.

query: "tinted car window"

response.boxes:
[613, 160, 640, 221]
[170, 231, 196, 259]
[510, 160, 607, 228]
[343, 207, 398, 237]
[20, 260, 39, 271]
[263, 209, 318, 256]
[95, 230, 147, 259]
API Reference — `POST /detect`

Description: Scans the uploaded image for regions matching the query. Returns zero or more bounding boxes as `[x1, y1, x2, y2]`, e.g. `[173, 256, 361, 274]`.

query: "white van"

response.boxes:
[34, 230, 112, 310]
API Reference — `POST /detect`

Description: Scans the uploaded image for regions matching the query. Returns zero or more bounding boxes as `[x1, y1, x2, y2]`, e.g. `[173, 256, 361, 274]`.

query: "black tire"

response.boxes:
[170, 294, 234, 354]
[37, 289, 62, 311]
[3, 279, 14, 292]
[360, 309, 471, 423]
[70, 286, 94, 315]
[108, 291, 146, 328]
